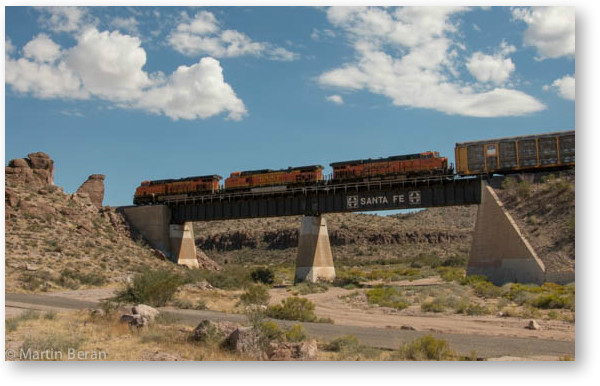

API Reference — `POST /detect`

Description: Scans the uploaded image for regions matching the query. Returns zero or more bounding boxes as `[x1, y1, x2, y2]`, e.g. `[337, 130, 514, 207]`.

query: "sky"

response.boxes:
[4, 5, 575, 206]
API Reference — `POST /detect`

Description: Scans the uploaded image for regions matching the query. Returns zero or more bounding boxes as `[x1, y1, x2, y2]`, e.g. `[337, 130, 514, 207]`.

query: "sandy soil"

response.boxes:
[269, 285, 575, 342]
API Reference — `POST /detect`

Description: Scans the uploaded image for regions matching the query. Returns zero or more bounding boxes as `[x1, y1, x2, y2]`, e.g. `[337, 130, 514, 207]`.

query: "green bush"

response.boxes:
[532, 293, 574, 310]
[267, 297, 318, 322]
[201, 265, 253, 289]
[398, 335, 456, 361]
[471, 281, 502, 298]
[441, 255, 468, 267]
[332, 269, 365, 288]
[239, 284, 271, 307]
[456, 302, 491, 316]
[114, 269, 184, 307]
[260, 320, 284, 341]
[326, 335, 360, 353]
[285, 324, 307, 342]
[459, 274, 488, 286]
[251, 267, 275, 285]
[437, 267, 465, 282]
[294, 281, 330, 295]
[421, 299, 446, 313]
[365, 286, 410, 310]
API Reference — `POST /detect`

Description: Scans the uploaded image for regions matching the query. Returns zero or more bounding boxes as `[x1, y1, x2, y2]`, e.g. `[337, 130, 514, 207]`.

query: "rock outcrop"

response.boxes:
[76, 174, 105, 209]
[5, 152, 54, 187]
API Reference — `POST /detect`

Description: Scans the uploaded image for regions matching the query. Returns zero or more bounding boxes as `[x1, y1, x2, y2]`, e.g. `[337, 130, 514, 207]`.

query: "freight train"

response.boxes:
[133, 130, 574, 205]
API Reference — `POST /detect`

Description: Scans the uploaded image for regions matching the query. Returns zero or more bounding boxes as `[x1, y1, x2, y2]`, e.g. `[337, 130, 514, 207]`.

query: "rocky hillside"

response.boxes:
[194, 206, 478, 265]
[495, 172, 575, 273]
[5, 152, 181, 293]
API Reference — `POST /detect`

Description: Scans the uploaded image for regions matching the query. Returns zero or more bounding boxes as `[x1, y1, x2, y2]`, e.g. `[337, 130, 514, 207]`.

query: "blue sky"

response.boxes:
[4, 6, 575, 206]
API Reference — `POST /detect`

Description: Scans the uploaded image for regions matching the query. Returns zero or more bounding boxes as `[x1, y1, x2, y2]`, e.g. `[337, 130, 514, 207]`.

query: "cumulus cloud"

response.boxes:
[136, 57, 247, 121]
[66, 28, 152, 101]
[110, 16, 140, 35]
[37, 6, 91, 33]
[466, 41, 516, 85]
[326, 94, 344, 105]
[23, 34, 62, 62]
[168, 10, 298, 61]
[544, 74, 575, 101]
[318, 7, 545, 117]
[6, 27, 247, 121]
[512, 7, 575, 59]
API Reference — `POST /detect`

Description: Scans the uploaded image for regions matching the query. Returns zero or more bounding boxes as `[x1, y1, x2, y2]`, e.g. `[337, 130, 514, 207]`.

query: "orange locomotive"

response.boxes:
[133, 175, 221, 205]
[225, 165, 324, 192]
[330, 151, 452, 182]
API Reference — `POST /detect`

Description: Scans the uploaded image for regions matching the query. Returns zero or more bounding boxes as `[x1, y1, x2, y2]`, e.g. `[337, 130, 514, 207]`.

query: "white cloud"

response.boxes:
[544, 74, 575, 100]
[6, 28, 247, 122]
[466, 42, 516, 85]
[326, 94, 344, 105]
[168, 11, 298, 61]
[66, 28, 152, 101]
[319, 7, 545, 117]
[136, 57, 247, 121]
[512, 7, 575, 59]
[23, 34, 62, 63]
[5, 55, 88, 100]
[110, 16, 140, 35]
[38, 6, 90, 33]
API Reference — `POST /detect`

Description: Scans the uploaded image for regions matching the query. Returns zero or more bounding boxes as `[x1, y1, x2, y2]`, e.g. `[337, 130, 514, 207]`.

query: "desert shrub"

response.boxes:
[59, 269, 106, 288]
[260, 320, 284, 341]
[501, 176, 518, 191]
[20, 270, 54, 291]
[332, 270, 364, 289]
[294, 281, 329, 295]
[97, 299, 122, 318]
[5, 310, 40, 332]
[421, 299, 446, 313]
[44, 311, 57, 320]
[532, 293, 574, 310]
[21, 333, 85, 359]
[198, 265, 252, 289]
[195, 300, 208, 310]
[285, 324, 307, 342]
[326, 335, 361, 353]
[173, 299, 194, 309]
[267, 297, 317, 322]
[437, 267, 465, 282]
[471, 281, 502, 299]
[516, 181, 531, 200]
[365, 286, 410, 310]
[397, 335, 456, 361]
[501, 283, 542, 305]
[459, 274, 488, 286]
[442, 255, 468, 267]
[456, 302, 491, 316]
[240, 284, 270, 307]
[114, 269, 184, 307]
[251, 267, 275, 285]
[410, 253, 442, 268]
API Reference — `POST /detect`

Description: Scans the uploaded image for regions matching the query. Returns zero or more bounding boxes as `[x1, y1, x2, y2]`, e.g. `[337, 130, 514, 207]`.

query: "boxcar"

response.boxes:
[133, 175, 222, 205]
[454, 130, 575, 176]
[330, 151, 450, 182]
[224, 165, 324, 192]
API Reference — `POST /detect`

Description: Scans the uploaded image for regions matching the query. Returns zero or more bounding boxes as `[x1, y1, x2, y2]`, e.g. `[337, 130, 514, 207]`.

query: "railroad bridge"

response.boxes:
[119, 175, 548, 285]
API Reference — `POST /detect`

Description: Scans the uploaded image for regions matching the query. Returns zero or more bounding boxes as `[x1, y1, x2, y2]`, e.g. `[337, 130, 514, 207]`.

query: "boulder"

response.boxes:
[5, 190, 19, 208]
[196, 249, 222, 271]
[76, 174, 105, 209]
[132, 304, 160, 322]
[5, 152, 54, 187]
[191, 320, 239, 343]
[526, 320, 541, 330]
[224, 327, 263, 358]
[267, 340, 318, 361]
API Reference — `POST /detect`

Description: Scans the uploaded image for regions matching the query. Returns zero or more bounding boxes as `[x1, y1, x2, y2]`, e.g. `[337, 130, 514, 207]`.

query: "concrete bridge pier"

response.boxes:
[294, 215, 336, 283]
[467, 182, 545, 285]
[119, 205, 199, 269]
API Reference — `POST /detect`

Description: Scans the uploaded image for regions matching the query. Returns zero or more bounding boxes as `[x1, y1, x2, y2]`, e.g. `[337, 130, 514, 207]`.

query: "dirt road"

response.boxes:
[5, 292, 574, 359]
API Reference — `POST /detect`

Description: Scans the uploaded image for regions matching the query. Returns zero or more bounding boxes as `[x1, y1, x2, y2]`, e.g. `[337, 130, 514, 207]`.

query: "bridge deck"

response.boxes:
[165, 175, 482, 223]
